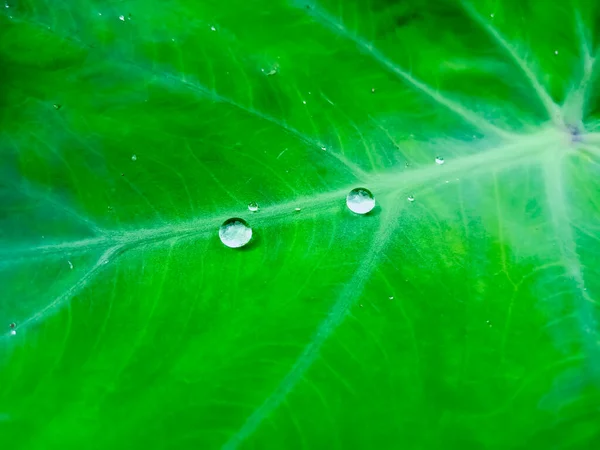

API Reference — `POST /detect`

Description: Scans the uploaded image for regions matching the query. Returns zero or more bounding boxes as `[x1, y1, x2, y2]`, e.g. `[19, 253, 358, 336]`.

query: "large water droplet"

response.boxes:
[219, 218, 252, 248]
[435, 156, 445, 165]
[346, 187, 375, 214]
[248, 202, 259, 212]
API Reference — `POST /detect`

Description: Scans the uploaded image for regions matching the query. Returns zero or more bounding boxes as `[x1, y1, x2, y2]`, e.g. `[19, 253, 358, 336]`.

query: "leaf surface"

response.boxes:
[1, 0, 600, 448]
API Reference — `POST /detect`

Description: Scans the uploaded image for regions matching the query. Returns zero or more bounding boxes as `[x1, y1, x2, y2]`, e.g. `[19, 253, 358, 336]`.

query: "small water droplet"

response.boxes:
[294, 207, 301, 212]
[219, 218, 252, 248]
[68, 260, 73, 269]
[321, 146, 326, 151]
[435, 156, 445, 165]
[210, 25, 216, 31]
[302, 100, 307, 104]
[53, 104, 61, 110]
[490, 13, 494, 18]
[371, 88, 375, 93]
[389, 296, 394, 300]
[9, 323, 15, 329]
[119, 15, 125, 21]
[346, 187, 375, 214]
[407, 195, 415, 202]
[10, 330, 16, 336]
[248, 202, 259, 212]
[554, 50, 559, 55]
[131, 154, 137, 161]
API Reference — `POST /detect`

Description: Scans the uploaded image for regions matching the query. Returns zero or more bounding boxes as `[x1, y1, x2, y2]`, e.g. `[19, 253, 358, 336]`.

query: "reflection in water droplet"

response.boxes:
[131, 154, 137, 161]
[435, 156, 445, 165]
[219, 218, 252, 248]
[346, 187, 375, 214]
[248, 202, 259, 212]
[407, 195, 415, 202]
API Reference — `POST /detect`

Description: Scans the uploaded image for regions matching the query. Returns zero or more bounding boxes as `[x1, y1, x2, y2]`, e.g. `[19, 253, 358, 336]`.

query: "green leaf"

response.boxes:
[2, 0, 600, 448]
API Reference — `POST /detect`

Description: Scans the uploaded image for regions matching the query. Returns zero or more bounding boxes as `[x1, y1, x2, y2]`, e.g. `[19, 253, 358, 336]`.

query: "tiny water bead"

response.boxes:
[248, 202, 259, 212]
[435, 156, 445, 165]
[407, 195, 415, 202]
[346, 187, 375, 214]
[219, 218, 252, 248]
[131, 154, 137, 161]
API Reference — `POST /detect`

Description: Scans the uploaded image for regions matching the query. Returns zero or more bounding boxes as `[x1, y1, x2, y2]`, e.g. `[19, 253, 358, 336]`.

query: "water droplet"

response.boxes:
[210, 25, 216, 31]
[302, 100, 307, 105]
[119, 15, 125, 21]
[371, 88, 375, 93]
[248, 202, 259, 212]
[389, 296, 394, 300]
[10, 330, 16, 336]
[53, 104, 61, 110]
[9, 323, 15, 329]
[68, 260, 73, 269]
[554, 50, 559, 55]
[321, 146, 327, 151]
[346, 187, 375, 214]
[407, 195, 415, 202]
[435, 156, 445, 165]
[490, 13, 495, 18]
[131, 154, 137, 161]
[219, 218, 252, 248]
[294, 207, 301, 212]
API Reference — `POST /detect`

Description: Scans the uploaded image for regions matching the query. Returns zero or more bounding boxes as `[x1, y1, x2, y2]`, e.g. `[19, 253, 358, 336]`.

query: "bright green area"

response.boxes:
[1, 0, 600, 448]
